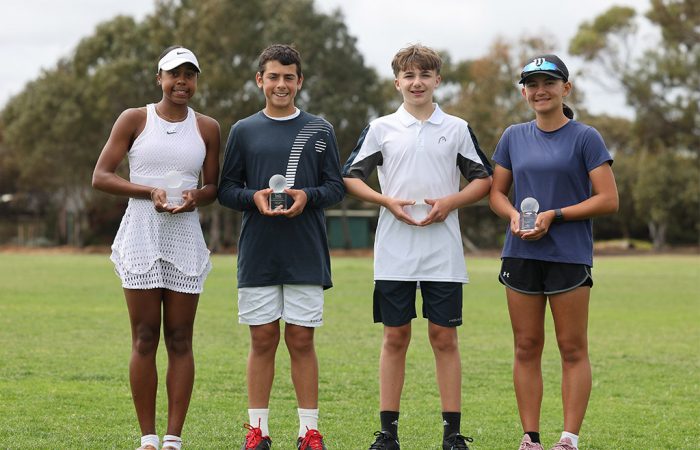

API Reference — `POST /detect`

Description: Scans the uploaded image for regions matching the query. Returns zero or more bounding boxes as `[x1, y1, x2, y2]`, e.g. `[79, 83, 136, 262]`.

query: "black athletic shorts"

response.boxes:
[498, 257, 593, 295]
[373, 280, 463, 327]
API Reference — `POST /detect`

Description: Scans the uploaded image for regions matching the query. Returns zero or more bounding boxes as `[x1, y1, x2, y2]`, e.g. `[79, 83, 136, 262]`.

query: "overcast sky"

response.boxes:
[2, 0, 654, 117]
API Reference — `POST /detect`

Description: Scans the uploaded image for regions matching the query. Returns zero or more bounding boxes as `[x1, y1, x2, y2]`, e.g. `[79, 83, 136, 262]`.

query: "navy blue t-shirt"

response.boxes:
[492, 120, 613, 266]
[218, 111, 345, 288]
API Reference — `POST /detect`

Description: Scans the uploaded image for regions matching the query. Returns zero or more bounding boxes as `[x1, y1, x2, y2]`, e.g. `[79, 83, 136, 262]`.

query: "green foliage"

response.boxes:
[647, 0, 700, 48]
[1, 15, 156, 245]
[632, 151, 700, 247]
[1, 1, 697, 248]
[569, 7, 636, 59]
[0, 253, 698, 448]
[0, 0, 381, 248]
[591, 6, 637, 34]
[569, 0, 700, 247]
[570, 0, 699, 154]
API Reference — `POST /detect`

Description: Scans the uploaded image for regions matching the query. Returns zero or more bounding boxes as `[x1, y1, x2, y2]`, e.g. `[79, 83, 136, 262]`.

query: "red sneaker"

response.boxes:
[242, 422, 272, 449]
[297, 428, 327, 450]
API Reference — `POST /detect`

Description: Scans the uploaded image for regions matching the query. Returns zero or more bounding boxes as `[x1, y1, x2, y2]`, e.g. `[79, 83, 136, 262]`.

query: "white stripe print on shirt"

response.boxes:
[285, 119, 331, 187]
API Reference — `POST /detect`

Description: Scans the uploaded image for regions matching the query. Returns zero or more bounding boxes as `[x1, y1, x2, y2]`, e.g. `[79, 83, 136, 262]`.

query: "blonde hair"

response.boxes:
[391, 44, 442, 77]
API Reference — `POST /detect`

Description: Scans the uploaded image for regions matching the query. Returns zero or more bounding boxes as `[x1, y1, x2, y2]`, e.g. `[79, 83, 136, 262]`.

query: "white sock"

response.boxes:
[140, 434, 159, 449]
[298, 408, 319, 437]
[561, 431, 579, 448]
[162, 434, 182, 450]
[249, 408, 270, 436]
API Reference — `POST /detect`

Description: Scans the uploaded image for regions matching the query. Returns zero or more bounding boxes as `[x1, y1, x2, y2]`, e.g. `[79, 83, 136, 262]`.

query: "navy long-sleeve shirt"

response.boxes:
[218, 110, 345, 288]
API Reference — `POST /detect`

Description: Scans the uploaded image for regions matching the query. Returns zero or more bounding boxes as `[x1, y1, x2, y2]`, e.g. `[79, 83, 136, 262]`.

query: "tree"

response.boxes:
[1, 0, 382, 249]
[633, 151, 699, 248]
[1, 15, 154, 246]
[570, 0, 700, 248]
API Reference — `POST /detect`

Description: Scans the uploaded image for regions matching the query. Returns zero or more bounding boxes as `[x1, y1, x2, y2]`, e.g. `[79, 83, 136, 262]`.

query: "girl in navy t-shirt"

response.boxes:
[489, 54, 619, 450]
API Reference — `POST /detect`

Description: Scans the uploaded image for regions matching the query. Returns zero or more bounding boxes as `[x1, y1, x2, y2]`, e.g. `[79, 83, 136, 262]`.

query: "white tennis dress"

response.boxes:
[110, 103, 211, 293]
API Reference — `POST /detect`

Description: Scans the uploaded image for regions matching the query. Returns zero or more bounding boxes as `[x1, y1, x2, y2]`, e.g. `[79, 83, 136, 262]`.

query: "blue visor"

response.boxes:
[520, 60, 566, 83]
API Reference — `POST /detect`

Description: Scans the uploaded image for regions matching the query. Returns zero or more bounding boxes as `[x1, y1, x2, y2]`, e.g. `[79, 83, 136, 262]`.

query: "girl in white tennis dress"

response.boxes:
[92, 46, 220, 450]
[110, 101, 211, 293]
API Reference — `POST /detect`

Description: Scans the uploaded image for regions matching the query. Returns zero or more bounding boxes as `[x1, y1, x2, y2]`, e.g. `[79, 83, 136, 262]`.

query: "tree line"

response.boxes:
[0, 0, 697, 250]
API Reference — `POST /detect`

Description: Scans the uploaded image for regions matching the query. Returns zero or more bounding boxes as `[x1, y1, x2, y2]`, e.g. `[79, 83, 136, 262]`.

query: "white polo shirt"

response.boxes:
[343, 104, 490, 282]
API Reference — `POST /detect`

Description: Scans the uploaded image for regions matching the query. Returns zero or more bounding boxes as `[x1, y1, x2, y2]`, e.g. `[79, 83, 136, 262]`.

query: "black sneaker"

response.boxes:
[443, 432, 473, 450]
[369, 431, 400, 450]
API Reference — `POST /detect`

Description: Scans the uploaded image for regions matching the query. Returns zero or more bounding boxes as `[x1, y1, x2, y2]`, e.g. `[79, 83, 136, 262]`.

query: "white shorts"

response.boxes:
[238, 285, 324, 327]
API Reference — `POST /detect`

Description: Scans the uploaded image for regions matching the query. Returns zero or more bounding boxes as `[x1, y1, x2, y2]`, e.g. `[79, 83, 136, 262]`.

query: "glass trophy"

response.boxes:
[410, 200, 431, 222]
[164, 170, 184, 206]
[269, 174, 288, 210]
[520, 197, 539, 231]
[405, 184, 430, 222]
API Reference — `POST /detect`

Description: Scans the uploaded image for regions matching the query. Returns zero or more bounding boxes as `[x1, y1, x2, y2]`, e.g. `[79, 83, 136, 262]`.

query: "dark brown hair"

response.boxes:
[257, 44, 302, 77]
[563, 103, 574, 119]
[158, 45, 183, 60]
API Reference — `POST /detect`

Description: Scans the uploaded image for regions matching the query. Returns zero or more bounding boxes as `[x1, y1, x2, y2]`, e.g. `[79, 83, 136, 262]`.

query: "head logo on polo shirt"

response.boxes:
[438, 136, 447, 144]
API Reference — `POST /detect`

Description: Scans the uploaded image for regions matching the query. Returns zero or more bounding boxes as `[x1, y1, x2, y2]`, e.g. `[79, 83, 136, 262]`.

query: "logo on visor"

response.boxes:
[533, 57, 545, 66]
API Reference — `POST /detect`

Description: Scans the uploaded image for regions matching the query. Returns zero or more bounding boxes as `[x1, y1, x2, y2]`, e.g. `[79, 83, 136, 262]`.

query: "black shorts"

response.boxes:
[498, 257, 593, 295]
[373, 280, 463, 327]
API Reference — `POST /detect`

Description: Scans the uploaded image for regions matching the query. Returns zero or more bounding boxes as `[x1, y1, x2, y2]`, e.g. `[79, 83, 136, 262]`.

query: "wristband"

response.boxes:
[554, 208, 564, 222]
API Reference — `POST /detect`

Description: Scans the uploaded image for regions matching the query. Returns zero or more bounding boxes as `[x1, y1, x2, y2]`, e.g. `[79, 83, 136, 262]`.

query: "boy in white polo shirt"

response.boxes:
[342, 44, 492, 450]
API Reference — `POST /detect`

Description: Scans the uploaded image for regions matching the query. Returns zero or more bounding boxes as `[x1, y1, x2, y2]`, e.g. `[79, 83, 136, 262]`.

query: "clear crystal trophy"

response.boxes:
[406, 184, 430, 221]
[164, 170, 184, 206]
[410, 200, 431, 222]
[269, 174, 288, 210]
[520, 197, 539, 231]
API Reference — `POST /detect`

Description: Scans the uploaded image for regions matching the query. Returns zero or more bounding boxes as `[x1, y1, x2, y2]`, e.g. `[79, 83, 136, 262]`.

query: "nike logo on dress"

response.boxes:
[167, 131, 177, 134]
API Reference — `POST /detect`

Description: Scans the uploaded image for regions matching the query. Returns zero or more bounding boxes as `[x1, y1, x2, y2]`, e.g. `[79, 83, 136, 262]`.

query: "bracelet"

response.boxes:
[149, 187, 157, 200]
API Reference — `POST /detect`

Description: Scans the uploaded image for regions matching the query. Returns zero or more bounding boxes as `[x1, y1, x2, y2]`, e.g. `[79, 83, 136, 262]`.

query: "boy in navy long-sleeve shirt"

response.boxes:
[218, 44, 343, 450]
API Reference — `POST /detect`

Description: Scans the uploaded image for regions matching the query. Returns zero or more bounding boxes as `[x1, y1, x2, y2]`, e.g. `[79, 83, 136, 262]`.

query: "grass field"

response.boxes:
[0, 253, 698, 449]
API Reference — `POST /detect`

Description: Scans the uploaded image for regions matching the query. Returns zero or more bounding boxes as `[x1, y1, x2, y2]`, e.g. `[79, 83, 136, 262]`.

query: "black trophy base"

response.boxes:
[269, 192, 287, 210]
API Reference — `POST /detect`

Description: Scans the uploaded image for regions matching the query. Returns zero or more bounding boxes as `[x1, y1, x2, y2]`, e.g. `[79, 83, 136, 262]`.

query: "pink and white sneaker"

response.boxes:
[549, 437, 578, 450]
[519, 434, 544, 450]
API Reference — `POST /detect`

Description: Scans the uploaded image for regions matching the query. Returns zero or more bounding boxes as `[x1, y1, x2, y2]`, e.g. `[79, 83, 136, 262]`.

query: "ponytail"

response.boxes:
[563, 103, 574, 119]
